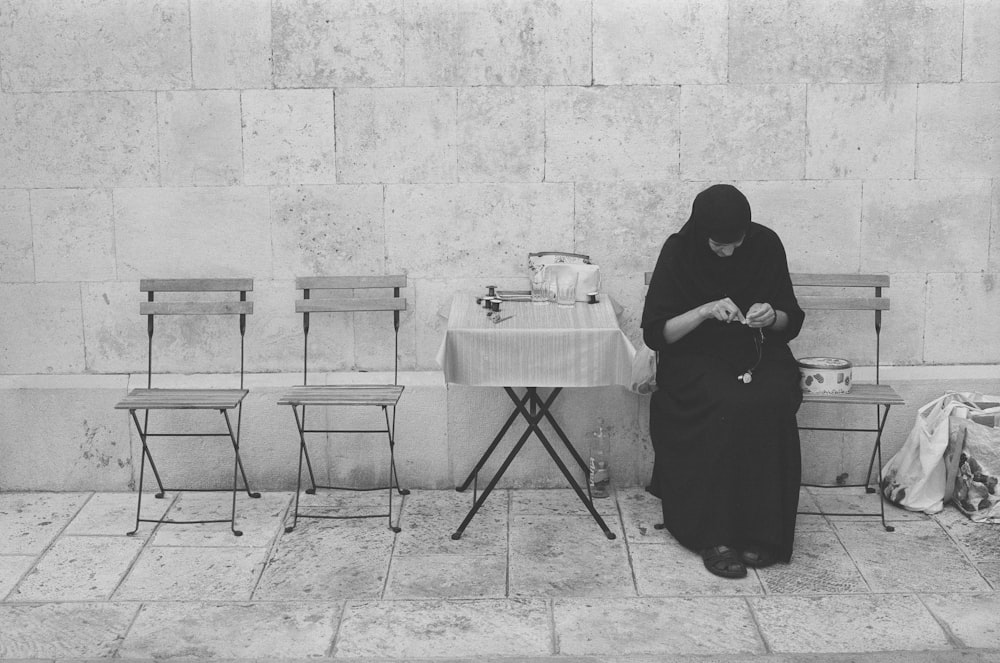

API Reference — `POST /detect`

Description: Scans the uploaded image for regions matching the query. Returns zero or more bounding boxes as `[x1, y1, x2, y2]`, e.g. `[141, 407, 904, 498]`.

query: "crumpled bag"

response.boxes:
[881, 392, 988, 514]
[629, 342, 657, 395]
[946, 409, 1000, 522]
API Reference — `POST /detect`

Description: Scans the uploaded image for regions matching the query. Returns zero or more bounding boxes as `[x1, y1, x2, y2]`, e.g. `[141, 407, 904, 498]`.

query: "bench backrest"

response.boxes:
[295, 275, 408, 386]
[139, 278, 254, 388]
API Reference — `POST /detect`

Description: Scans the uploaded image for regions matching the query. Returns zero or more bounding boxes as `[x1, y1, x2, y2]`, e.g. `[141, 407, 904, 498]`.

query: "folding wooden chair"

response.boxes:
[278, 275, 410, 533]
[114, 278, 260, 536]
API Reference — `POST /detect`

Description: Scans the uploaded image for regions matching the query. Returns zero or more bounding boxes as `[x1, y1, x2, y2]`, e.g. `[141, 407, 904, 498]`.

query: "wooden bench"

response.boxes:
[642, 271, 903, 530]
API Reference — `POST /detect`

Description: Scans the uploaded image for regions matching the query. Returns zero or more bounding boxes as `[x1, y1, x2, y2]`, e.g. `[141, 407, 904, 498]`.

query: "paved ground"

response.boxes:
[1, 486, 999, 662]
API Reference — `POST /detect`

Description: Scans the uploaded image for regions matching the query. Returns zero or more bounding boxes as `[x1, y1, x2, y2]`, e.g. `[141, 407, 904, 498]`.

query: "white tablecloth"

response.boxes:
[436, 296, 636, 388]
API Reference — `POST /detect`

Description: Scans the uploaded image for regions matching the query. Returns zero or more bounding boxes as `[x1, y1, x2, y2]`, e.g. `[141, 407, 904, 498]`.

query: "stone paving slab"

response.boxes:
[0, 492, 90, 555]
[629, 539, 765, 596]
[114, 546, 266, 601]
[0, 602, 139, 659]
[384, 554, 507, 599]
[8, 535, 145, 601]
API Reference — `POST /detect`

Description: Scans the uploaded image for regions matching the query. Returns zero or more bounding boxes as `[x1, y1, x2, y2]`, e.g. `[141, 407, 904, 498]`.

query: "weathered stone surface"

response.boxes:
[273, 0, 404, 88]
[0, 92, 157, 188]
[917, 83, 1000, 178]
[575, 182, 699, 276]
[269, 185, 385, 279]
[730, 0, 963, 83]
[593, 0, 727, 85]
[0, 189, 33, 282]
[0, 377, 132, 491]
[337, 87, 456, 183]
[149, 492, 291, 548]
[630, 539, 766, 596]
[554, 597, 764, 655]
[385, 183, 573, 278]
[749, 594, 951, 653]
[0, 283, 85, 373]
[457, 86, 544, 182]
[964, 0, 1000, 82]
[734, 180, 863, 273]
[925, 273, 1000, 364]
[31, 189, 116, 282]
[922, 593, 1000, 649]
[385, 554, 506, 598]
[860, 179, 992, 273]
[546, 86, 680, 182]
[10, 535, 145, 601]
[80, 280, 147, 374]
[993, 181, 1000, 273]
[806, 84, 918, 179]
[757, 529, 868, 594]
[191, 0, 272, 89]
[0, 603, 139, 659]
[63, 491, 170, 536]
[0, 0, 190, 91]
[0, 554, 33, 598]
[335, 598, 551, 658]
[114, 187, 272, 279]
[120, 601, 341, 659]
[242, 89, 337, 184]
[0, 492, 89, 554]
[403, 0, 591, 86]
[681, 85, 806, 180]
[158, 91, 243, 186]
[115, 546, 266, 601]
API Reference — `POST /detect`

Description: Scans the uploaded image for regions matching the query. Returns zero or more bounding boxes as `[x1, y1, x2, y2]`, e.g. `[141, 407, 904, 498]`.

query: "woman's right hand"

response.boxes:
[699, 297, 745, 324]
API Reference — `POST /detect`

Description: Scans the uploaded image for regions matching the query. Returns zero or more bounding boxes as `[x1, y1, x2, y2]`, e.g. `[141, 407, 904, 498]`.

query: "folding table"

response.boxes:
[436, 295, 635, 540]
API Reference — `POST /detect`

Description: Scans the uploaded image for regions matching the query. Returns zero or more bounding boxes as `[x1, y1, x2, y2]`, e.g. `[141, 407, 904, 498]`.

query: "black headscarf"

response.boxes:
[641, 184, 804, 360]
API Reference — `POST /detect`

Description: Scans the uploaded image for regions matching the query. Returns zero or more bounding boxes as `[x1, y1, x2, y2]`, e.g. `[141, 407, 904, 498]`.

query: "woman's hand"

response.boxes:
[746, 302, 776, 328]
[699, 297, 746, 324]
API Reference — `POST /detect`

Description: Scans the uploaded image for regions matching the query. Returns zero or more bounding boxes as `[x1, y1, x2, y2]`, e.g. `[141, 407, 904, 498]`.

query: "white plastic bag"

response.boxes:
[881, 392, 986, 514]
[629, 342, 657, 395]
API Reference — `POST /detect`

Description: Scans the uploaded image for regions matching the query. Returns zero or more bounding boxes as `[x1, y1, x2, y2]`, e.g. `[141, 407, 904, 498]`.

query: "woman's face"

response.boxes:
[708, 235, 744, 257]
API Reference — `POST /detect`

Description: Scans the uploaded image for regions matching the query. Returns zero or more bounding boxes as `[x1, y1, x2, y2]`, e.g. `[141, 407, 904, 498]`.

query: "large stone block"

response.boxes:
[114, 187, 272, 280]
[681, 84, 806, 180]
[457, 87, 544, 183]
[992, 181, 1000, 273]
[158, 91, 243, 186]
[739, 180, 862, 273]
[729, 0, 962, 83]
[925, 273, 1000, 364]
[593, 0, 727, 85]
[0, 92, 157, 188]
[403, 0, 591, 86]
[806, 84, 918, 179]
[0, 375, 132, 490]
[336, 87, 456, 184]
[0, 283, 85, 373]
[81, 281, 147, 375]
[272, 0, 404, 87]
[860, 179, 992, 273]
[242, 89, 337, 185]
[545, 86, 680, 182]
[0, 0, 190, 91]
[385, 183, 574, 278]
[574, 182, 700, 276]
[0, 189, 32, 282]
[191, 0, 272, 89]
[917, 83, 1000, 179]
[31, 189, 116, 282]
[963, 0, 1000, 82]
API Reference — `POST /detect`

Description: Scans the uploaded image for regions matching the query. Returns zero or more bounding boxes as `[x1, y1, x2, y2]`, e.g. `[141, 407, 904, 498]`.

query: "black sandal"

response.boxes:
[700, 545, 747, 579]
[740, 545, 777, 569]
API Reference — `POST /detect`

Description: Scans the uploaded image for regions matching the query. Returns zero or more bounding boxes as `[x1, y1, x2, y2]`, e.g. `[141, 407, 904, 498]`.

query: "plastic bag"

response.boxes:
[947, 409, 1000, 522]
[880, 392, 987, 514]
[629, 342, 657, 395]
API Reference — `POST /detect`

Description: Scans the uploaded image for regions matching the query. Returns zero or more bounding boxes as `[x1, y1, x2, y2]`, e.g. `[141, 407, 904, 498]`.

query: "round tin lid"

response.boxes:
[797, 356, 852, 370]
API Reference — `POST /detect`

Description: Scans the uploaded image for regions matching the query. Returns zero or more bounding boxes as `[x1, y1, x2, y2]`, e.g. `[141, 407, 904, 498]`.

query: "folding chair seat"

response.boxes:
[114, 278, 260, 536]
[279, 275, 410, 533]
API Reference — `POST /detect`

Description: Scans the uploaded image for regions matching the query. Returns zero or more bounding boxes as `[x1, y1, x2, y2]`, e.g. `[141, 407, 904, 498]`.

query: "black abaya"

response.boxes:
[641, 186, 805, 562]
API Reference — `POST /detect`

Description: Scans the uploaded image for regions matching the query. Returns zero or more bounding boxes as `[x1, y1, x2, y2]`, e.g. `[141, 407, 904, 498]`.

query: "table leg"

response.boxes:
[455, 389, 532, 493]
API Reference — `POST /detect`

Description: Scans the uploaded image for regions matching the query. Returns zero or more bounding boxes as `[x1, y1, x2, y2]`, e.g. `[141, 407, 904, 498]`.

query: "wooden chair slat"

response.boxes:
[296, 275, 407, 290]
[277, 384, 404, 406]
[797, 296, 889, 311]
[140, 301, 254, 316]
[790, 273, 889, 288]
[140, 278, 254, 292]
[801, 383, 904, 406]
[114, 388, 249, 410]
[296, 297, 406, 313]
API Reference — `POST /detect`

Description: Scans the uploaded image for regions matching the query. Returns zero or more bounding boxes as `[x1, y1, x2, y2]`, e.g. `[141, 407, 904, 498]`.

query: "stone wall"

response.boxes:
[0, 0, 998, 491]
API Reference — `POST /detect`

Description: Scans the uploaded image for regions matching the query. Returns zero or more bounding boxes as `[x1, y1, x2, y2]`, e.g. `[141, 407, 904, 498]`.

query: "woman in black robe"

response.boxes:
[641, 184, 805, 579]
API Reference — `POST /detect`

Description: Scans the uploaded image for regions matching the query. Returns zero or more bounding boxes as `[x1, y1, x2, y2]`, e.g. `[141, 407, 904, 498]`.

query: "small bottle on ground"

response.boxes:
[589, 419, 611, 499]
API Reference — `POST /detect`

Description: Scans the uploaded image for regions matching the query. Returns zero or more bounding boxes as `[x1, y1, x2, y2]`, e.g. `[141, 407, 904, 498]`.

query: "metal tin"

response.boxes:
[798, 357, 853, 394]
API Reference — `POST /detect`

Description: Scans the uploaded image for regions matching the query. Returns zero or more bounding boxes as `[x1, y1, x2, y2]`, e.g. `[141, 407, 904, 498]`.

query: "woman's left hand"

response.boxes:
[746, 302, 775, 328]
